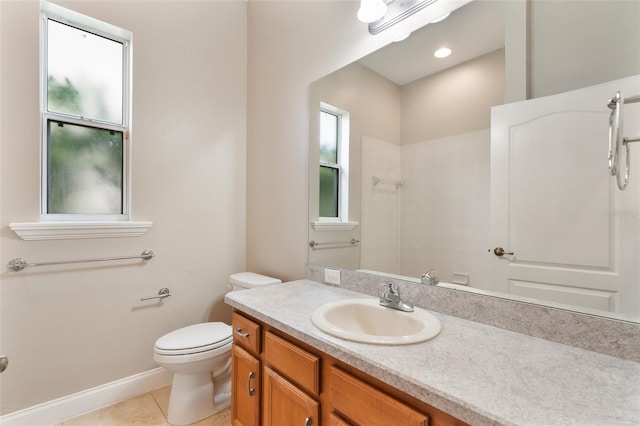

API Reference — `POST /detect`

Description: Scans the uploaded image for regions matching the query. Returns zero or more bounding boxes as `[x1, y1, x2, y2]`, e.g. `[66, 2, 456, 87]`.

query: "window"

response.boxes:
[319, 103, 349, 222]
[41, 2, 131, 219]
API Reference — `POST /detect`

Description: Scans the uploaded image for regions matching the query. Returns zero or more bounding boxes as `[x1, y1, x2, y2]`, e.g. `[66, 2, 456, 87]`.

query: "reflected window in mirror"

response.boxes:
[319, 103, 350, 222]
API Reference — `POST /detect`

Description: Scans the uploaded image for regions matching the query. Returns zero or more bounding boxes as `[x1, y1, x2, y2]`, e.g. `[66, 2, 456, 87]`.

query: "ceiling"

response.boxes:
[358, 0, 506, 86]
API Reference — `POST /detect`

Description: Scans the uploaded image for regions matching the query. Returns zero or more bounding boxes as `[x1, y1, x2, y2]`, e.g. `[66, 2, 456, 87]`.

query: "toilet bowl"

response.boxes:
[154, 323, 232, 425]
[154, 272, 281, 425]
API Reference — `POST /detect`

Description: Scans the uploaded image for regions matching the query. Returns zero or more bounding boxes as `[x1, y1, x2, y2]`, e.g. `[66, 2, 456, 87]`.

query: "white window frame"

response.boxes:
[40, 1, 132, 221]
[9, 2, 151, 240]
[319, 102, 350, 223]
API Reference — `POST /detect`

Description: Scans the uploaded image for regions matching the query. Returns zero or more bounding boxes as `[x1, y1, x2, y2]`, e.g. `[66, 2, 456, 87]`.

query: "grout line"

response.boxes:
[150, 387, 169, 422]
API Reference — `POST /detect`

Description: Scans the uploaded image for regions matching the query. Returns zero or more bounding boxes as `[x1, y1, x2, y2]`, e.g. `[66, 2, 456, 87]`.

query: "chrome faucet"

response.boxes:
[379, 281, 414, 312]
[421, 270, 439, 286]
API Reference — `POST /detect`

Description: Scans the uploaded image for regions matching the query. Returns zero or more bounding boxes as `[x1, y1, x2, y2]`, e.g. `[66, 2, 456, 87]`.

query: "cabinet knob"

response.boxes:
[304, 417, 312, 426]
[247, 371, 255, 396]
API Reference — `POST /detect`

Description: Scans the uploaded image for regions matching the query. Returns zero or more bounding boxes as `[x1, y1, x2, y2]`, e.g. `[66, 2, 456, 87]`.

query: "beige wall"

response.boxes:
[401, 49, 505, 144]
[0, 0, 246, 413]
[530, 0, 640, 98]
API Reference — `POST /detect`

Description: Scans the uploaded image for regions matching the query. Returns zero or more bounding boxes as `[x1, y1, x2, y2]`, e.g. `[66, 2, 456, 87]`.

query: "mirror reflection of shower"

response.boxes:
[360, 129, 490, 288]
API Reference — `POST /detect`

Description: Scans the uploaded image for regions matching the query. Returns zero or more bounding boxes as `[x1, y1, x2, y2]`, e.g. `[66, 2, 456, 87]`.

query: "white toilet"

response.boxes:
[154, 272, 281, 425]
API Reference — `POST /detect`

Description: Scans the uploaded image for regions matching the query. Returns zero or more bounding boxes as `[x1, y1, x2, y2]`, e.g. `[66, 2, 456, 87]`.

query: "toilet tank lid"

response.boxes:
[229, 272, 281, 287]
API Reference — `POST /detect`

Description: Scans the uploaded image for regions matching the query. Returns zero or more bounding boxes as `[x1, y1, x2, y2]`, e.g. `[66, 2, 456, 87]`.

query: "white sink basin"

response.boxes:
[311, 298, 441, 345]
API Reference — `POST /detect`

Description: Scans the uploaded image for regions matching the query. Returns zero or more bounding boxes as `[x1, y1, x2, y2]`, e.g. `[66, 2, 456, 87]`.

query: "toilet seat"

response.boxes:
[155, 322, 232, 356]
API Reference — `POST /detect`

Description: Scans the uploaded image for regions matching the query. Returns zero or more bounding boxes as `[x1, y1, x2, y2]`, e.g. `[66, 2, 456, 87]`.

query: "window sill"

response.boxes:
[311, 221, 359, 232]
[9, 221, 152, 241]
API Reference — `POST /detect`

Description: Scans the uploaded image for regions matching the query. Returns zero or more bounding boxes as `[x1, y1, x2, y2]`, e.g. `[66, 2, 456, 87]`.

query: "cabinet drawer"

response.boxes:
[232, 311, 261, 355]
[330, 366, 429, 426]
[264, 331, 320, 396]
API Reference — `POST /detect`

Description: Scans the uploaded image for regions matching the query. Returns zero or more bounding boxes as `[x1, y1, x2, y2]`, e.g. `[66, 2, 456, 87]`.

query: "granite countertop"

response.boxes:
[224, 279, 640, 426]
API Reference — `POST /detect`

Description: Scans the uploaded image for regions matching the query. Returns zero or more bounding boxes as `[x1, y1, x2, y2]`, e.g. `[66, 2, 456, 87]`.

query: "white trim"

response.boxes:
[9, 221, 152, 240]
[311, 221, 359, 232]
[41, 0, 132, 41]
[0, 367, 171, 426]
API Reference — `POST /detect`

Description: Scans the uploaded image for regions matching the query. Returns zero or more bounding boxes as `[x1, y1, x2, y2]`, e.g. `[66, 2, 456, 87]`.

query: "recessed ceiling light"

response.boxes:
[434, 47, 452, 58]
[430, 12, 451, 24]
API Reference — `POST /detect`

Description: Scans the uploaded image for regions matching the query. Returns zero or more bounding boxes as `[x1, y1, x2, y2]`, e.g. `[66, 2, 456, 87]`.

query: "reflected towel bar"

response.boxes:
[309, 239, 359, 249]
[7, 249, 154, 272]
[372, 175, 403, 189]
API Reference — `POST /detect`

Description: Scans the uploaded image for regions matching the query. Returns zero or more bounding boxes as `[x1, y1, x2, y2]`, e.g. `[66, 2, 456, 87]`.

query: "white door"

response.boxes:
[490, 75, 640, 314]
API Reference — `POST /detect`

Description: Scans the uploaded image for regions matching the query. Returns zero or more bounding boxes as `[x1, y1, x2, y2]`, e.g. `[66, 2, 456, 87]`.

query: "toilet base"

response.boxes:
[166, 372, 230, 425]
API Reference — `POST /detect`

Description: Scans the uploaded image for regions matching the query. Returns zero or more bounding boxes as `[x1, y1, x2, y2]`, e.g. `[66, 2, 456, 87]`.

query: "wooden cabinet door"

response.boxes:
[232, 345, 260, 426]
[263, 366, 319, 426]
[330, 366, 428, 426]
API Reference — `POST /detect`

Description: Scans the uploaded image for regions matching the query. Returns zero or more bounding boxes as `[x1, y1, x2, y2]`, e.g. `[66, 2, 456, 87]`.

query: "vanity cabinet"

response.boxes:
[231, 310, 467, 426]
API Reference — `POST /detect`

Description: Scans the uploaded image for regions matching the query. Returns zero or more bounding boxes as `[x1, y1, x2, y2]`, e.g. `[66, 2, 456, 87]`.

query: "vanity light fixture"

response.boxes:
[357, 0, 388, 24]
[368, 0, 438, 34]
[434, 47, 452, 58]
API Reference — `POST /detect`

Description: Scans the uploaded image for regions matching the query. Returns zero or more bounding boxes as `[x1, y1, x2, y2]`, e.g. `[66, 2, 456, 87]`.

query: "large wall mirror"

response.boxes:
[308, 0, 640, 322]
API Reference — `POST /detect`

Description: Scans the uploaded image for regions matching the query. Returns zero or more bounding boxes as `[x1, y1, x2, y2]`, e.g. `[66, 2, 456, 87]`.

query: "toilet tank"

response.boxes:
[229, 272, 281, 291]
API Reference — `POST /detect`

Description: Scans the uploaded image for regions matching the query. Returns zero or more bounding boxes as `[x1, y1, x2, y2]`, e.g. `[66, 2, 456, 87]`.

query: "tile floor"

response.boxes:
[57, 386, 230, 426]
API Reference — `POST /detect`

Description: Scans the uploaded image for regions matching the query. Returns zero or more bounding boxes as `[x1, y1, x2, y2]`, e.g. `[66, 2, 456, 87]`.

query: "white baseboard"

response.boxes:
[0, 367, 172, 426]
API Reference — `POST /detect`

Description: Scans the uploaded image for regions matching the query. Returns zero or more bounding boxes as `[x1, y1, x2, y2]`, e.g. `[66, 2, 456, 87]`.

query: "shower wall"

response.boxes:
[360, 136, 402, 273]
[360, 130, 491, 287]
[359, 50, 503, 287]
[400, 130, 491, 286]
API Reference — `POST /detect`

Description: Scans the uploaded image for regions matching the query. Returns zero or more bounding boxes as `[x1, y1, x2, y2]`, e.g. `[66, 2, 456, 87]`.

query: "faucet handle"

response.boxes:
[421, 270, 439, 286]
[380, 281, 398, 295]
[379, 281, 413, 312]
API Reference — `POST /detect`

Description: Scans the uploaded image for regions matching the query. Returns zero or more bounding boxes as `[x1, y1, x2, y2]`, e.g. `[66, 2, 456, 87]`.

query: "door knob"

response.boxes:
[493, 247, 514, 257]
